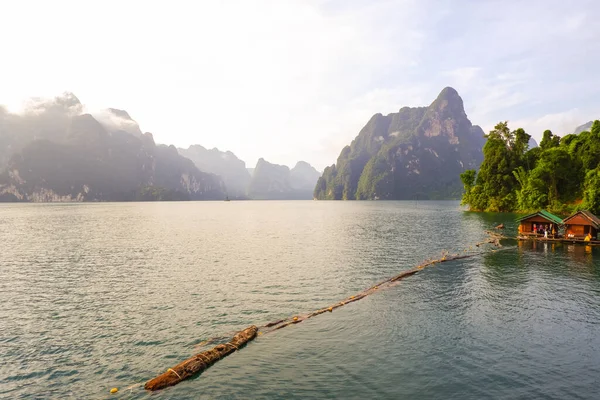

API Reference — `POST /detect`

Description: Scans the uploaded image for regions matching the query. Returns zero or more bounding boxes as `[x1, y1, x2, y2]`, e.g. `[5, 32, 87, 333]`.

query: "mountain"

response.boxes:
[178, 145, 251, 199]
[290, 161, 321, 192]
[529, 137, 538, 149]
[247, 158, 319, 199]
[573, 121, 593, 134]
[314, 87, 486, 200]
[0, 93, 225, 202]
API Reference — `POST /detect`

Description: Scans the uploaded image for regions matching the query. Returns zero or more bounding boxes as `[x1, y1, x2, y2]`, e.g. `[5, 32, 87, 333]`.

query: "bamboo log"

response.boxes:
[144, 325, 258, 391]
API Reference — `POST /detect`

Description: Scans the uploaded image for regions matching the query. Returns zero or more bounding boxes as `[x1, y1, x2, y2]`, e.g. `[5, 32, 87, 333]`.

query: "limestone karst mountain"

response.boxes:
[314, 87, 486, 200]
[178, 145, 251, 199]
[247, 158, 321, 200]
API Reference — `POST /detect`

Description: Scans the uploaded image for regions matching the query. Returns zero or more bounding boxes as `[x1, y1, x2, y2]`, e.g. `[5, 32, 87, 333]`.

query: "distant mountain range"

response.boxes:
[8, 89, 583, 203]
[247, 159, 320, 200]
[178, 145, 251, 199]
[314, 87, 487, 200]
[0, 93, 321, 202]
[178, 146, 320, 200]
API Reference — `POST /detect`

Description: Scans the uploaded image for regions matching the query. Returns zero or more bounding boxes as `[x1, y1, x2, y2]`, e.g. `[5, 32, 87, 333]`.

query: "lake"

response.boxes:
[1, 201, 600, 399]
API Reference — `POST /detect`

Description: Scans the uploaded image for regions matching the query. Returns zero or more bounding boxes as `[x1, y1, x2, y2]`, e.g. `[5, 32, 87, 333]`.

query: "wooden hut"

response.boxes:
[563, 210, 600, 240]
[517, 210, 563, 237]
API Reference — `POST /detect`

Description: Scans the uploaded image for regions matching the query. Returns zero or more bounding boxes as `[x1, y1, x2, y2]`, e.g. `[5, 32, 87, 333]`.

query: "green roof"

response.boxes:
[516, 209, 564, 225]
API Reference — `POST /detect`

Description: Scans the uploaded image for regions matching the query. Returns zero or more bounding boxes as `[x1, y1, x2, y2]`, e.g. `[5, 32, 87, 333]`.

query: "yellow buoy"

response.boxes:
[258, 331, 263, 336]
[327, 307, 333, 312]
[293, 316, 298, 321]
[350, 296, 354, 299]
[374, 286, 378, 289]
[110, 388, 118, 394]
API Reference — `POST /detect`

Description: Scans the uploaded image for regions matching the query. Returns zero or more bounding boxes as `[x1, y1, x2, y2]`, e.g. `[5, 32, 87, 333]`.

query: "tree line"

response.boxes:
[460, 120, 600, 214]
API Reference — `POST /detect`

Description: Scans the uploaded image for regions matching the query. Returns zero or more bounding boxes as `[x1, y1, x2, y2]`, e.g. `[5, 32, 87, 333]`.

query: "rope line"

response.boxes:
[167, 368, 181, 379]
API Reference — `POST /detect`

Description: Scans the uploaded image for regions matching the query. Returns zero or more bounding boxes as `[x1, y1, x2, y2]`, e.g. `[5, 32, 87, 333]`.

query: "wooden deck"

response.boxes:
[517, 235, 600, 246]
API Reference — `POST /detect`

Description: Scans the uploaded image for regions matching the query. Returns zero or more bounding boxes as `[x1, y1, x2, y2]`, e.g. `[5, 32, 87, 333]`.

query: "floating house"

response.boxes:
[517, 210, 563, 237]
[563, 210, 600, 240]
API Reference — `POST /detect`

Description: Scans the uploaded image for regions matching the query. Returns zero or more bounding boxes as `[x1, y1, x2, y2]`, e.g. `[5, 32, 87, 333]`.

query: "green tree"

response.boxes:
[460, 169, 476, 206]
[512, 128, 531, 159]
[540, 130, 560, 151]
[583, 167, 600, 215]
[471, 123, 517, 211]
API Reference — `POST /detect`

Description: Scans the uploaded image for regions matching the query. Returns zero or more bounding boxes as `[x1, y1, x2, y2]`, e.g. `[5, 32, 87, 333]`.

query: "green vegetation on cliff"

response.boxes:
[314, 87, 486, 200]
[461, 120, 600, 214]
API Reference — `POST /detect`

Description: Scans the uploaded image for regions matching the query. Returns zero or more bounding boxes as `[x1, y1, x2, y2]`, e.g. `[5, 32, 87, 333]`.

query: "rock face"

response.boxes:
[314, 87, 486, 200]
[248, 158, 320, 200]
[0, 93, 225, 202]
[178, 145, 251, 199]
[573, 121, 593, 135]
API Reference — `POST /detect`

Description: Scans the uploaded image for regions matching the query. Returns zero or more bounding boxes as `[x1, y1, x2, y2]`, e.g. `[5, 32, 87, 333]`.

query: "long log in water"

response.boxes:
[144, 325, 258, 391]
[143, 233, 506, 391]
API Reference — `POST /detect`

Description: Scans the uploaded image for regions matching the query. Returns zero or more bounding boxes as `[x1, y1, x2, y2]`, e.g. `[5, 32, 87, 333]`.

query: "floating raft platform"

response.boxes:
[517, 235, 600, 246]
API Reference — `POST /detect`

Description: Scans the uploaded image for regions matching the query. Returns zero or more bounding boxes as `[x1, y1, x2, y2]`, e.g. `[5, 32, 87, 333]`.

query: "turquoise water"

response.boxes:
[1, 201, 599, 399]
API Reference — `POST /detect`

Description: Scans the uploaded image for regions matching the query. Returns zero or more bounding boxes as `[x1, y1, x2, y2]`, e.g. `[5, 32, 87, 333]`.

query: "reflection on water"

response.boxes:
[517, 239, 600, 278]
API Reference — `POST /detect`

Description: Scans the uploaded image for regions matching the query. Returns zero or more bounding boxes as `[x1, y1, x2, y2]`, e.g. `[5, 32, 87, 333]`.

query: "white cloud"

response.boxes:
[509, 109, 598, 142]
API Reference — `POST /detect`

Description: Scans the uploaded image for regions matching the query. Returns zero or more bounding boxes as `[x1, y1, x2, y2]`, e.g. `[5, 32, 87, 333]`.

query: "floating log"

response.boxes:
[144, 325, 258, 391]
[144, 231, 506, 391]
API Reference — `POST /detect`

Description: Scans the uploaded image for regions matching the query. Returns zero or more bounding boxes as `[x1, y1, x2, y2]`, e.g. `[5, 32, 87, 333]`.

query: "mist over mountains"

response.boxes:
[0, 93, 321, 201]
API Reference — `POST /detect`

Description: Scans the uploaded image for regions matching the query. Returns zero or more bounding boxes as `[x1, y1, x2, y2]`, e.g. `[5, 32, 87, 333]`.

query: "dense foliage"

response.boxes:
[461, 120, 600, 214]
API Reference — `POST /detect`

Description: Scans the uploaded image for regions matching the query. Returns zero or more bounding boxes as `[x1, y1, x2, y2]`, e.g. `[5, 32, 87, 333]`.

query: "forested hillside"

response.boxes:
[461, 121, 600, 214]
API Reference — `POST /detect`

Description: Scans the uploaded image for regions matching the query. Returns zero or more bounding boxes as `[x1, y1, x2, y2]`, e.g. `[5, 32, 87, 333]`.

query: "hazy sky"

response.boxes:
[1, 0, 599, 170]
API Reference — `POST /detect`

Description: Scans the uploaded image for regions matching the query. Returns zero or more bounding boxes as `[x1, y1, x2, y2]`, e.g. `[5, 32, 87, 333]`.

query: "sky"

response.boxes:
[1, 0, 599, 171]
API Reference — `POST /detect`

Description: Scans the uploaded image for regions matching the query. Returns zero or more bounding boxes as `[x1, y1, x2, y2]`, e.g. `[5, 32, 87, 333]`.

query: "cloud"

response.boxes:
[509, 109, 597, 141]
[19, 92, 83, 117]
[91, 109, 142, 138]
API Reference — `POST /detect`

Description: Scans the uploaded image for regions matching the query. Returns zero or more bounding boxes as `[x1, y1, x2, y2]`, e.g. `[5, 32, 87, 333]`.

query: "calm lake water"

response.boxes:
[1, 201, 600, 399]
